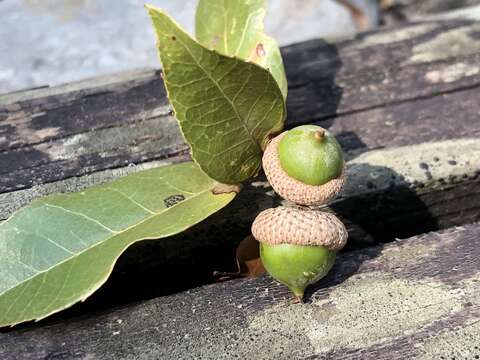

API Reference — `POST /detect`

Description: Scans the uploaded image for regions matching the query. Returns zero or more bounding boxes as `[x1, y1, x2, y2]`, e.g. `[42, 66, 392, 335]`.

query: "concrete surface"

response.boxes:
[0, 0, 378, 94]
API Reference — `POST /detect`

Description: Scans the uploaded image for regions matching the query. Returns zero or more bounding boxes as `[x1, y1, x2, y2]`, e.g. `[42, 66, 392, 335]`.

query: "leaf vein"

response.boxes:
[43, 257, 77, 316]
[212, 138, 251, 157]
[44, 204, 119, 234]
[0, 185, 226, 324]
[103, 187, 155, 215]
[174, 37, 260, 154]
[16, 228, 75, 255]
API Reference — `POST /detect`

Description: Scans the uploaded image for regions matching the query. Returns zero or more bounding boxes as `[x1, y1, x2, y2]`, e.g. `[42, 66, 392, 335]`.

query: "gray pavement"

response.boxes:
[0, 0, 378, 94]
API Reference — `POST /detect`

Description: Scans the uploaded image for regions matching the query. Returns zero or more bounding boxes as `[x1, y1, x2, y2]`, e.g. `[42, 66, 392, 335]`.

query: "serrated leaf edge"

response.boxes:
[146, 4, 286, 182]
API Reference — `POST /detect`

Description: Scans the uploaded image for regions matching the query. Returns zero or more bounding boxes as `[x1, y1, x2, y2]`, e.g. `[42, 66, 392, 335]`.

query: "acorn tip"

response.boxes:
[292, 293, 305, 304]
[313, 130, 325, 141]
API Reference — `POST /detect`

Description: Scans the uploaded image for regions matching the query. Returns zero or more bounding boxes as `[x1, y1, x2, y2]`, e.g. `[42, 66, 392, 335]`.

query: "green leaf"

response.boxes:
[147, 5, 286, 184]
[195, 0, 288, 99]
[0, 162, 235, 327]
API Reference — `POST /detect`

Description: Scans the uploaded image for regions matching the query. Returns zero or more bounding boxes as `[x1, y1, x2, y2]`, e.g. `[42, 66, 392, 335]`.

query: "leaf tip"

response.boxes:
[144, 3, 155, 11]
[144, 3, 164, 17]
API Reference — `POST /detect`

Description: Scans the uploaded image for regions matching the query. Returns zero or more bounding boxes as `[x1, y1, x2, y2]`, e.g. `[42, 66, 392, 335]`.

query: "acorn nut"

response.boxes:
[263, 125, 345, 206]
[252, 206, 348, 301]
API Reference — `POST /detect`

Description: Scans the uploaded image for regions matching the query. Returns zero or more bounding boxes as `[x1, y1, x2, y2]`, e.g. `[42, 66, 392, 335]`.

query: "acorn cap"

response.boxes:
[251, 206, 348, 251]
[263, 133, 345, 206]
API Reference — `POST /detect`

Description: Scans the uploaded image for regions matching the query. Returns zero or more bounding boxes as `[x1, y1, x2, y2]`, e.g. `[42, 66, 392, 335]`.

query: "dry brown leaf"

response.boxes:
[214, 235, 266, 280]
[236, 235, 266, 277]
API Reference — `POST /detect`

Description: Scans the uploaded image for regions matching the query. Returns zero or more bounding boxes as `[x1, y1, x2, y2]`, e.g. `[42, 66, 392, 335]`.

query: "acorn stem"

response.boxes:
[290, 286, 305, 303]
[313, 130, 325, 141]
[292, 294, 305, 304]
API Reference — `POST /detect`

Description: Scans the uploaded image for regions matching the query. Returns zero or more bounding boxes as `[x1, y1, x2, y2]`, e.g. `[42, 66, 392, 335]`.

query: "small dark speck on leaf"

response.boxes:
[256, 43, 266, 57]
[448, 160, 457, 165]
[171, 35, 176, 41]
[164, 194, 185, 208]
[433, 156, 440, 162]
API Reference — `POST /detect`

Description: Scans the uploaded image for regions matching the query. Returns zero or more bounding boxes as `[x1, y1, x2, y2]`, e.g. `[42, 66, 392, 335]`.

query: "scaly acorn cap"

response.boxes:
[263, 133, 346, 206]
[251, 206, 348, 251]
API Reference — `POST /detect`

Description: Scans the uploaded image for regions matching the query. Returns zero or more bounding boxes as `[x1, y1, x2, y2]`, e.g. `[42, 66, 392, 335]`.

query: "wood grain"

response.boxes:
[0, 19, 480, 355]
[1, 19, 479, 308]
[2, 20, 480, 193]
[1, 224, 478, 359]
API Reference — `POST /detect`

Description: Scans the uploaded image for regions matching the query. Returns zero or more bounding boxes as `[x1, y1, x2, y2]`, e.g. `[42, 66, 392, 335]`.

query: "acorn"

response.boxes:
[263, 125, 345, 206]
[252, 206, 347, 301]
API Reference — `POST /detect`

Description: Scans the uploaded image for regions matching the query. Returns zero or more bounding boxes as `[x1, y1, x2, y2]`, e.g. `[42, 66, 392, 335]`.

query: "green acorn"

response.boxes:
[252, 206, 347, 301]
[263, 125, 345, 206]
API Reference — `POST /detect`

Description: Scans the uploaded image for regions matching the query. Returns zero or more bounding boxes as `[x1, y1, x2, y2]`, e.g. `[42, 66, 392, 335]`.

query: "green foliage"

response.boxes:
[0, 162, 235, 327]
[0, 2, 289, 327]
[195, 0, 288, 98]
[147, 5, 286, 184]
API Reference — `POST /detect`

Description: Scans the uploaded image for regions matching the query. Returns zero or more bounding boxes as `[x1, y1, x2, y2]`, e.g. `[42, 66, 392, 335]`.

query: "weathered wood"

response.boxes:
[2, 20, 480, 194]
[1, 137, 478, 319]
[0, 20, 479, 224]
[420, 4, 480, 22]
[0, 12, 479, 360]
[381, 0, 480, 24]
[1, 18, 480, 309]
[1, 224, 479, 359]
[81, 137, 479, 309]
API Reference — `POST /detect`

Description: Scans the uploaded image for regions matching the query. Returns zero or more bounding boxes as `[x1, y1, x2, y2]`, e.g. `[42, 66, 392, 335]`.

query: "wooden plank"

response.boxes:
[381, 1, 480, 23]
[0, 18, 479, 339]
[1, 223, 478, 359]
[0, 18, 478, 307]
[0, 138, 476, 313]
[2, 20, 480, 193]
[2, 82, 480, 196]
[2, 135, 479, 239]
